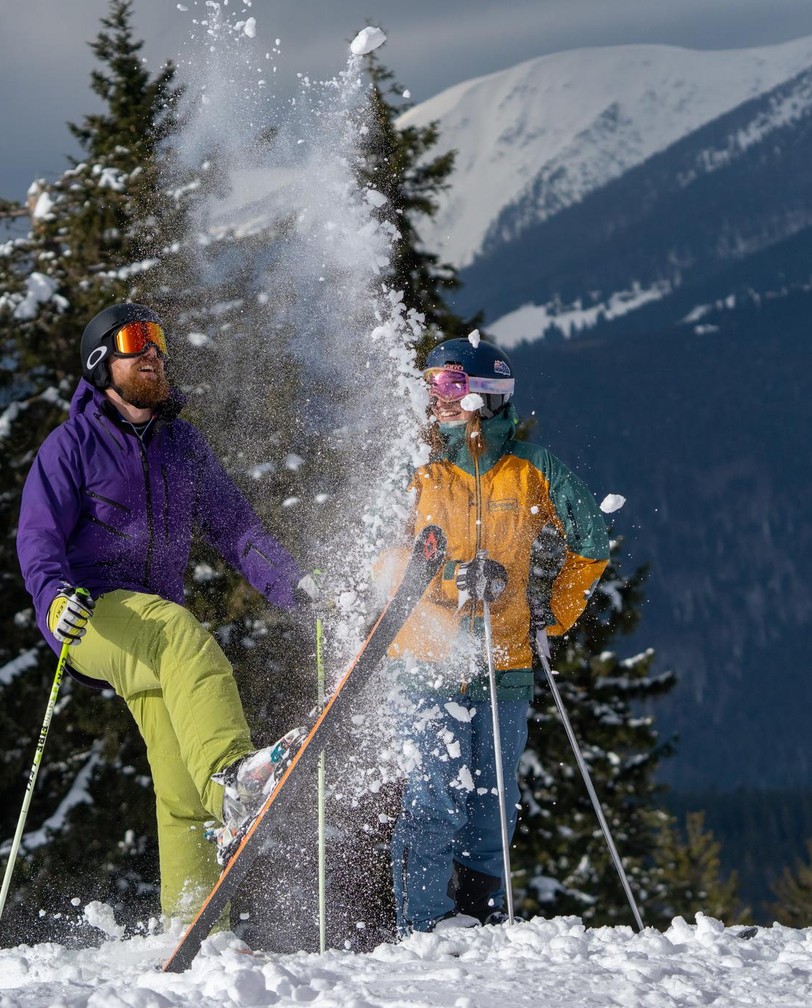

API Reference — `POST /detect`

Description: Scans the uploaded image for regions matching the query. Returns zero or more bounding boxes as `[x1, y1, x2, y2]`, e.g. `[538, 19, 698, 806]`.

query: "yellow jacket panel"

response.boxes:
[385, 409, 609, 672]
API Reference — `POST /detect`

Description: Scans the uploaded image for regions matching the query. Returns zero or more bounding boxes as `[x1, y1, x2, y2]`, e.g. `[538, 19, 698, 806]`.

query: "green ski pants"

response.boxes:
[64, 589, 254, 919]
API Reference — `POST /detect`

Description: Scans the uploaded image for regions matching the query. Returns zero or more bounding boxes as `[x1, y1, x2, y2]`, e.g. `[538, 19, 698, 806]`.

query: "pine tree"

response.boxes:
[355, 51, 479, 363]
[649, 811, 746, 923]
[514, 545, 678, 927]
[0, 1, 184, 944]
[514, 546, 746, 929]
[769, 838, 812, 927]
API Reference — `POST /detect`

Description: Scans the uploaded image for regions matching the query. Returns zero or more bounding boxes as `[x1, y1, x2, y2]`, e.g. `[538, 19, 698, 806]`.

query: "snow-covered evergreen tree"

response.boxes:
[515, 545, 678, 927]
[769, 838, 812, 927]
[355, 51, 479, 361]
[515, 544, 746, 927]
[0, 0, 185, 943]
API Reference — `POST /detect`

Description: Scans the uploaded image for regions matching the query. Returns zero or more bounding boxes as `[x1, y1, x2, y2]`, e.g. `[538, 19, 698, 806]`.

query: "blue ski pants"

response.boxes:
[391, 691, 529, 933]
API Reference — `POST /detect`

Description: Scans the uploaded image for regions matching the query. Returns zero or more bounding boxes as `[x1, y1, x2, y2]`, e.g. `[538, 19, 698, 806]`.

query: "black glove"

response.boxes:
[50, 587, 95, 645]
[528, 524, 566, 630]
[456, 556, 508, 603]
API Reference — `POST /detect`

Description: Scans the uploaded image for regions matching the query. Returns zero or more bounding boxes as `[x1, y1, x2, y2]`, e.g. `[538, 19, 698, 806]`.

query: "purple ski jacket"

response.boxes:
[18, 379, 301, 657]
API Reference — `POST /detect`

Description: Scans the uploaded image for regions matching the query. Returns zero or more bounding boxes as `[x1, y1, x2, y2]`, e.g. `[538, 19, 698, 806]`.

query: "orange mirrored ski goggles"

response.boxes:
[112, 321, 168, 357]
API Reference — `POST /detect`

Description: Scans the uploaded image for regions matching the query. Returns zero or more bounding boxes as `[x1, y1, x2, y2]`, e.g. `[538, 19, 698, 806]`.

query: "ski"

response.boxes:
[162, 524, 447, 972]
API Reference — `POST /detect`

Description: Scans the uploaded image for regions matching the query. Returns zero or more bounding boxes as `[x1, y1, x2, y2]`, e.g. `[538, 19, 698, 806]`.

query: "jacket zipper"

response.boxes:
[461, 453, 484, 696]
[86, 514, 132, 538]
[95, 413, 126, 451]
[86, 490, 130, 512]
[139, 442, 154, 584]
[161, 464, 170, 540]
[473, 453, 483, 554]
[243, 540, 274, 564]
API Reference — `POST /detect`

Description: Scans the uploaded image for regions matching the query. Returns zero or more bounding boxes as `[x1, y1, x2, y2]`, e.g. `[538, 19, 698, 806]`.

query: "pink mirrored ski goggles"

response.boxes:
[425, 367, 515, 401]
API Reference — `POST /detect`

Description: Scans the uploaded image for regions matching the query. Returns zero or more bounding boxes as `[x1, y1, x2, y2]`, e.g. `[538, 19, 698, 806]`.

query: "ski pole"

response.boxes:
[535, 630, 644, 932]
[0, 640, 71, 919]
[480, 592, 516, 925]
[316, 615, 327, 953]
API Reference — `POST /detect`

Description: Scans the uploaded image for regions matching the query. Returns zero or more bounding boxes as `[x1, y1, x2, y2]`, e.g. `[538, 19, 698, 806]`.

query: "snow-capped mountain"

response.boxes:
[456, 57, 812, 341]
[400, 36, 812, 271]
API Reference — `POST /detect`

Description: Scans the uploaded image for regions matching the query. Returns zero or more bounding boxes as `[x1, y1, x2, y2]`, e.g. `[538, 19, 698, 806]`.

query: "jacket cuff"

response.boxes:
[441, 560, 462, 606]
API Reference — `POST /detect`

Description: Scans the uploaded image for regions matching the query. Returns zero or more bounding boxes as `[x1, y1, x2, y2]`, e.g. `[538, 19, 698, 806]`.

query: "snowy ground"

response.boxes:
[1, 913, 811, 1007]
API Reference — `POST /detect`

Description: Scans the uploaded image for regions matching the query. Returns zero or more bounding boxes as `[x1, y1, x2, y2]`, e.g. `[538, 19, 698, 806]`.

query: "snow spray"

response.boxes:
[158, 3, 429, 948]
[166, 4, 428, 649]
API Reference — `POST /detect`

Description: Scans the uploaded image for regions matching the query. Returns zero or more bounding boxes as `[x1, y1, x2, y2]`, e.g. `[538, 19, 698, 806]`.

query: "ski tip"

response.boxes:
[732, 925, 759, 941]
[417, 524, 445, 562]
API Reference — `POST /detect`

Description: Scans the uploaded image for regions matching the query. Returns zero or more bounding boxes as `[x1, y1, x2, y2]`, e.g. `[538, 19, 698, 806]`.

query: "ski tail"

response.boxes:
[161, 524, 446, 972]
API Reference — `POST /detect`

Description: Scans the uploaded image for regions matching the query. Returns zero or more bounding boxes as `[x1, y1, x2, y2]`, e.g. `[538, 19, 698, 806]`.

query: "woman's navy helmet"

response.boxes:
[424, 338, 514, 417]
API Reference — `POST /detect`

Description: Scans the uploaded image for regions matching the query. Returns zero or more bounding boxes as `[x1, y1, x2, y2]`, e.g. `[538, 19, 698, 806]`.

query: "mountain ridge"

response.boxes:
[400, 35, 812, 270]
[455, 60, 812, 339]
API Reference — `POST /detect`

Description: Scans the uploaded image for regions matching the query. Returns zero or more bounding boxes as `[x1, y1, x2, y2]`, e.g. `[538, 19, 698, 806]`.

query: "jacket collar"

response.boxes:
[437, 405, 518, 475]
[69, 377, 184, 425]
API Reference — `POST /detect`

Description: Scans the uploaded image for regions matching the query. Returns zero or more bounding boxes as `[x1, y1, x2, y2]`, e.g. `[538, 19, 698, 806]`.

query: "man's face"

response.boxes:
[108, 344, 170, 409]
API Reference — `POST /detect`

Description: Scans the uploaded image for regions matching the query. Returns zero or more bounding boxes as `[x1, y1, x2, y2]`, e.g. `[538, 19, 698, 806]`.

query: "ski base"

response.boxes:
[161, 524, 446, 972]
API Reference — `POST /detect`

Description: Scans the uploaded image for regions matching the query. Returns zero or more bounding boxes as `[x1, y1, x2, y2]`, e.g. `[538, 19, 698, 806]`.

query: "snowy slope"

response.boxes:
[1, 913, 811, 1007]
[399, 37, 812, 268]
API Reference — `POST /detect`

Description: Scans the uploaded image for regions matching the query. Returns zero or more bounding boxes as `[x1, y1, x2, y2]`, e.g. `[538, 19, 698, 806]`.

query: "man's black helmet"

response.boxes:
[424, 337, 515, 417]
[80, 303, 164, 389]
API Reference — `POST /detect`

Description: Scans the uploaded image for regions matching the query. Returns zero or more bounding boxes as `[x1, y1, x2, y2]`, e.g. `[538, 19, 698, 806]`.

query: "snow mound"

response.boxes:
[0, 913, 808, 1006]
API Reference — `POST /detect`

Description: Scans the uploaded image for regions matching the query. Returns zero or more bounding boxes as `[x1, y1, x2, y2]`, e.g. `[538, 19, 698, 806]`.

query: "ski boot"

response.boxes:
[207, 726, 308, 866]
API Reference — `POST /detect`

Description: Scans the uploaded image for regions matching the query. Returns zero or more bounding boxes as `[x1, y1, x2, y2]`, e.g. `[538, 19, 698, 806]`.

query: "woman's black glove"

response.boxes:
[456, 556, 508, 603]
[528, 524, 566, 630]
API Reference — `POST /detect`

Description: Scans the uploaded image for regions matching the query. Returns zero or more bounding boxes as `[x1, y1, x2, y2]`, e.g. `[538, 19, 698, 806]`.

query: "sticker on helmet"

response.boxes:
[86, 346, 108, 370]
[494, 360, 511, 376]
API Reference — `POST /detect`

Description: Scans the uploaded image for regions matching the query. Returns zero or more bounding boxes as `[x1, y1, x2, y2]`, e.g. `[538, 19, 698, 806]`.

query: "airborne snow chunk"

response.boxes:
[351, 26, 386, 55]
[600, 494, 626, 514]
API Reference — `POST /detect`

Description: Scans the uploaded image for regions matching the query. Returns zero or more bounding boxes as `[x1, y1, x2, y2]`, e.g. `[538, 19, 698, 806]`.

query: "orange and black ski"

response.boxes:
[162, 524, 446, 972]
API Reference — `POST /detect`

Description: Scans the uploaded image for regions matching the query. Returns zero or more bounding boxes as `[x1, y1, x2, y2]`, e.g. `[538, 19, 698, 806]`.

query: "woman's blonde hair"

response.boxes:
[424, 409, 484, 462]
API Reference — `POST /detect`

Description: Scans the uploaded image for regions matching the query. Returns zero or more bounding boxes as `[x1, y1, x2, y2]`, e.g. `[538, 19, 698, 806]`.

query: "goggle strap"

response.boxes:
[467, 376, 515, 395]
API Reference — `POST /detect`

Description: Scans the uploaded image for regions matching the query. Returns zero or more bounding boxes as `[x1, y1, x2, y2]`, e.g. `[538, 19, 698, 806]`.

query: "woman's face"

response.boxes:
[429, 393, 476, 425]
[426, 367, 478, 424]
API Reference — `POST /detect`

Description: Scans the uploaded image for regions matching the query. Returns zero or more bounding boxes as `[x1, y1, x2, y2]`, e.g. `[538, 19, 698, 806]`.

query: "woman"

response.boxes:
[386, 336, 610, 934]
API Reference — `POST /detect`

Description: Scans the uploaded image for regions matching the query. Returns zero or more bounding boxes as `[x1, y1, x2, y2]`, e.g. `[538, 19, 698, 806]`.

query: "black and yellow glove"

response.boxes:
[48, 587, 95, 645]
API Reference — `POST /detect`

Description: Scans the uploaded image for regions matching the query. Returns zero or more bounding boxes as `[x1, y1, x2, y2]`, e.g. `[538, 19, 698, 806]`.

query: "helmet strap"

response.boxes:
[479, 394, 510, 419]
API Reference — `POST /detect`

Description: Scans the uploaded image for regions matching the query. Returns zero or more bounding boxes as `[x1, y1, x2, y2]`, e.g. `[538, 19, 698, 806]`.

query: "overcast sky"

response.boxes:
[4, 0, 812, 201]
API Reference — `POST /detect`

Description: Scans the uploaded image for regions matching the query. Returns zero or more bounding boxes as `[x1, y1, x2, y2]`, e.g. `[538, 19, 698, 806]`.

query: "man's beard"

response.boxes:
[111, 369, 171, 410]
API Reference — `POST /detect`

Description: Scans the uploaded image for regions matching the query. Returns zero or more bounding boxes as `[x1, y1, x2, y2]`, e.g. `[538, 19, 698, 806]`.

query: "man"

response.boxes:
[17, 302, 303, 919]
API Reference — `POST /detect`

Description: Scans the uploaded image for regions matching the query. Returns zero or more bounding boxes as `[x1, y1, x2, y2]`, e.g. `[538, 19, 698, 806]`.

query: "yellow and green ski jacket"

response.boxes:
[386, 407, 610, 685]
